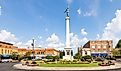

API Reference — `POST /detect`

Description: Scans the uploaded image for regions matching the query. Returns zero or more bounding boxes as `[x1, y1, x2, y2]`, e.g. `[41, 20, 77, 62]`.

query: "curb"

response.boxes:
[13, 63, 121, 71]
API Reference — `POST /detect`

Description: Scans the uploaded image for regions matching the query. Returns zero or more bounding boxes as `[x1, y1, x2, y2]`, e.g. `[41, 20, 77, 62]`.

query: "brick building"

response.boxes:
[81, 40, 113, 57]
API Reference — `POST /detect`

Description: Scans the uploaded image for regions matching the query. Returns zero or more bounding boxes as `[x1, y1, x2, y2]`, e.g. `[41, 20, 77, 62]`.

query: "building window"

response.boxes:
[98, 46, 101, 48]
[92, 46, 95, 48]
[11, 50, 12, 54]
[9, 46, 11, 48]
[41, 52, 44, 54]
[8, 50, 9, 54]
[103, 50, 107, 53]
[5, 50, 7, 54]
[1, 49, 3, 54]
[37, 52, 40, 54]
[103, 45, 106, 49]
[85, 51, 87, 55]
[98, 49, 102, 52]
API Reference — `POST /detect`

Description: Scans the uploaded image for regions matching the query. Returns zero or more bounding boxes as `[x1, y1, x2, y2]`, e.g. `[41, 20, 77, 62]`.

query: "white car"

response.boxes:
[1, 59, 12, 63]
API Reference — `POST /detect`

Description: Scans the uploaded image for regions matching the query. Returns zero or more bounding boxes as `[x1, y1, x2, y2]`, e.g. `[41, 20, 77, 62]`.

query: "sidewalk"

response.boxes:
[13, 63, 121, 71]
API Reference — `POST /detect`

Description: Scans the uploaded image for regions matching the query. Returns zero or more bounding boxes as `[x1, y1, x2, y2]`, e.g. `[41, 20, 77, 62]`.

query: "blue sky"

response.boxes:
[0, 0, 121, 52]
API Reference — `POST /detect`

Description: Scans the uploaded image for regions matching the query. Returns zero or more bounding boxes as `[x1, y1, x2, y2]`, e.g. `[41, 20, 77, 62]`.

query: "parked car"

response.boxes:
[0, 55, 12, 63]
[1, 59, 12, 63]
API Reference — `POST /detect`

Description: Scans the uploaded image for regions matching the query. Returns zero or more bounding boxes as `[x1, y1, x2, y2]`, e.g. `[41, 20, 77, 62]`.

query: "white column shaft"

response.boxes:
[66, 17, 70, 48]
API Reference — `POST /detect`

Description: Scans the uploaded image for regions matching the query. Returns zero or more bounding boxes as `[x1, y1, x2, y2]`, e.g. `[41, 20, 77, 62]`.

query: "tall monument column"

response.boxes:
[63, 6, 73, 61]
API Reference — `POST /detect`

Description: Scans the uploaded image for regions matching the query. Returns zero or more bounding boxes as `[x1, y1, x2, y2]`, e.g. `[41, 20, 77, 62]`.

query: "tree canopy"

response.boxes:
[115, 39, 121, 48]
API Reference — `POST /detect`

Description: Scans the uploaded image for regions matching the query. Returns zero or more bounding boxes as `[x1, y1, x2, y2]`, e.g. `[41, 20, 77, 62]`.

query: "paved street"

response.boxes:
[1, 62, 121, 71]
[0, 62, 24, 71]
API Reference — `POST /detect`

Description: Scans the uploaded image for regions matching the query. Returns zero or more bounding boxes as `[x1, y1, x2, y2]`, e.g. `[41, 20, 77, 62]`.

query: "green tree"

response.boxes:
[112, 49, 120, 56]
[81, 55, 92, 61]
[54, 56, 59, 60]
[11, 52, 18, 60]
[46, 56, 54, 59]
[59, 51, 64, 59]
[74, 53, 81, 60]
[54, 56, 60, 63]
[115, 39, 121, 48]
[25, 51, 32, 57]
[18, 54, 24, 61]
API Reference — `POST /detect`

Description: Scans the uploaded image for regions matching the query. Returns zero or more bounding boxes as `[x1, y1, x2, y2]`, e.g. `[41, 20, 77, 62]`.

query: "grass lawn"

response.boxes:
[39, 63, 99, 67]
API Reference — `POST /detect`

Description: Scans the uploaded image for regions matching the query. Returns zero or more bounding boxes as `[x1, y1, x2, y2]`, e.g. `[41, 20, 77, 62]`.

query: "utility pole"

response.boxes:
[31, 39, 35, 60]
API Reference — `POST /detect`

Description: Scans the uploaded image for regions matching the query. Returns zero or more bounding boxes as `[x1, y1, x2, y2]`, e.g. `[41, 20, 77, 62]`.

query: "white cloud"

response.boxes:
[83, 10, 96, 16]
[14, 42, 25, 48]
[77, 8, 81, 15]
[66, 0, 73, 4]
[70, 33, 80, 47]
[38, 36, 42, 39]
[14, 42, 22, 46]
[25, 40, 33, 46]
[38, 44, 42, 47]
[70, 33, 88, 47]
[0, 30, 17, 43]
[81, 28, 88, 36]
[47, 42, 64, 48]
[101, 9, 121, 47]
[80, 37, 88, 44]
[46, 33, 64, 48]
[46, 33, 59, 43]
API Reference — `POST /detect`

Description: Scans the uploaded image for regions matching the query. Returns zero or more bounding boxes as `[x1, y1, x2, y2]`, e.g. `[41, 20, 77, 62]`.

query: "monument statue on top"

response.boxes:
[64, 5, 70, 17]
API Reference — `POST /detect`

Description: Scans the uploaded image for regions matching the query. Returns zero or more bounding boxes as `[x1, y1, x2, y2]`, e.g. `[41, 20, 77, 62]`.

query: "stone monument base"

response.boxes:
[63, 55, 73, 61]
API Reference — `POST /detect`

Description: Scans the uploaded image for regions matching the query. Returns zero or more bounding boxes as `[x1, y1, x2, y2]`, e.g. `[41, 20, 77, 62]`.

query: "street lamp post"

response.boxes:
[31, 39, 35, 60]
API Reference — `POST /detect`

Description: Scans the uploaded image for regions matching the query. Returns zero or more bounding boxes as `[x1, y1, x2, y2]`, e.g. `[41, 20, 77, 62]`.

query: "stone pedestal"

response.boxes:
[63, 48, 73, 61]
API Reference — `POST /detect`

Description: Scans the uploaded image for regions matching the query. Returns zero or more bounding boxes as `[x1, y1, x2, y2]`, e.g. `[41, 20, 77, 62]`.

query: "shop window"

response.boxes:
[92, 46, 95, 48]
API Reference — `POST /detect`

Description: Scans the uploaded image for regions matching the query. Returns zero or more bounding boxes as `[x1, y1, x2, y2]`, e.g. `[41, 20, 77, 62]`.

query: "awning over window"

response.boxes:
[91, 53, 108, 57]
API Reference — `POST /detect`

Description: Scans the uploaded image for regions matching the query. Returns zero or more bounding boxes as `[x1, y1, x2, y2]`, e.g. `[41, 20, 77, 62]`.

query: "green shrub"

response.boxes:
[81, 55, 92, 61]
[73, 59, 78, 62]
[46, 56, 54, 59]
